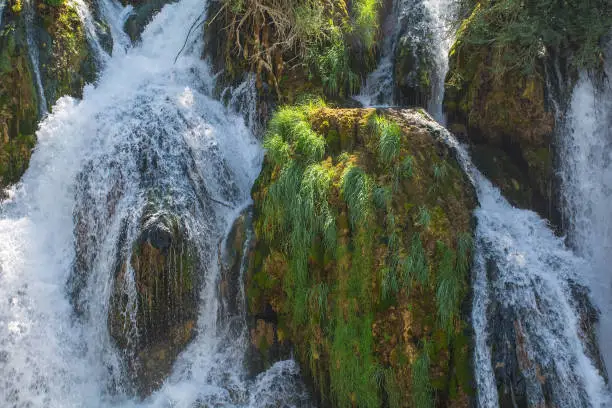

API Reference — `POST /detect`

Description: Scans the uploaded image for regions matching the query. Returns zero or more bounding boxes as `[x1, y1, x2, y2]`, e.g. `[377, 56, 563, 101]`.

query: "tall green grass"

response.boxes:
[412, 346, 434, 408]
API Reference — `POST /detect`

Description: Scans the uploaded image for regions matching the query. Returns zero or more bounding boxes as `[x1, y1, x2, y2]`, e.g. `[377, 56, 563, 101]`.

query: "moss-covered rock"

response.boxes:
[36, 0, 97, 104]
[108, 202, 201, 396]
[246, 104, 476, 407]
[0, 11, 40, 191]
[0, 0, 98, 191]
[443, 3, 578, 227]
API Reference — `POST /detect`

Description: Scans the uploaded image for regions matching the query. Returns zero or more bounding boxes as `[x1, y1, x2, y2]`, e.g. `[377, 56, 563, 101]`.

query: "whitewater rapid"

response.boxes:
[0, 0, 310, 406]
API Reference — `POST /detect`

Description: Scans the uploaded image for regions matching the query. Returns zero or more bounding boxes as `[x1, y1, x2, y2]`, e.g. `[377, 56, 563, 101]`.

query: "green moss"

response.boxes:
[249, 107, 477, 407]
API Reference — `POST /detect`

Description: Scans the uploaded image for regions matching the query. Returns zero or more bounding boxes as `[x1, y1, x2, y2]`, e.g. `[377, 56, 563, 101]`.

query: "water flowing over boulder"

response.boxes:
[108, 202, 201, 395]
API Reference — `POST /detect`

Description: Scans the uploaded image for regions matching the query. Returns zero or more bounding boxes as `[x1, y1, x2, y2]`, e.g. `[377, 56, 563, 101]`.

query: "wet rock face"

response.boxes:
[485, 260, 606, 407]
[218, 209, 292, 378]
[444, 9, 561, 227]
[392, 0, 434, 107]
[0, 10, 39, 191]
[0, 0, 100, 191]
[108, 210, 201, 395]
[35, 1, 98, 105]
[121, 0, 176, 43]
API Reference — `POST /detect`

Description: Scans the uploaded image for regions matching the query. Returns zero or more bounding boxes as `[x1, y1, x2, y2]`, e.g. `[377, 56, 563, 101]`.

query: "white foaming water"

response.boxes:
[421, 0, 456, 123]
[97, 0, 133, 54]
[355, 0, 457, 123]
[72, 0, 111, 64]
[0, 0, 310, 406]
[559, 40, 612, 375]
[404, 111, 611, 407]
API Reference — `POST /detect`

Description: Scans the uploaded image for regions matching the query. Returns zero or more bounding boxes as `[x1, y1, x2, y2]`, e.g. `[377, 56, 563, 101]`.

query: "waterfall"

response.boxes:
[407, 112, 611, 407]
[0, 0, 310, 405]
[559, 39, 612, 375]
[0, 0, 6, 29]
[355, 0, 457, 123]
[72, 0, 112, 65]
[24, 0, 48, 116]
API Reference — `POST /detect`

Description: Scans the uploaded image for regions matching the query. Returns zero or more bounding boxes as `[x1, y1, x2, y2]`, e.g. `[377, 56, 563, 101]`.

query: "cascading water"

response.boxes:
[72, 0, 112, 65]
[0, 0, 6, 29]
[407, 112, 611, 407]
[24, 0, 48, 116]
[0, 0, 311, 406]
[559, 38, 612, 375]
[355, 0, 456, 123]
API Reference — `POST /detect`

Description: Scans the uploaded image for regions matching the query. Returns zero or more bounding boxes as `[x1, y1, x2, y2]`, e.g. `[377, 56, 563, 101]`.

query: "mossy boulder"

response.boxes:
[0, 11, 40, 192]
[0, 0, 98, 192]
[444, 6, 559, 226]
[246, 104, 477, 407]
[35, 0, 97, 104]
[108, 203, 201, 396]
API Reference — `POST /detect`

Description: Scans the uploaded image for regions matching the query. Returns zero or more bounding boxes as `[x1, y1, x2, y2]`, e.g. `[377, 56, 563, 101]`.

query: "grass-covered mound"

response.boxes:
[247, 102, 476, 407]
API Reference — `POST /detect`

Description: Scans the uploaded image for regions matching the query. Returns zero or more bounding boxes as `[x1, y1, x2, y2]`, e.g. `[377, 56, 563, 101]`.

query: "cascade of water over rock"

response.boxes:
[558, 38, 612, 381]
[0, 0, 311, 405]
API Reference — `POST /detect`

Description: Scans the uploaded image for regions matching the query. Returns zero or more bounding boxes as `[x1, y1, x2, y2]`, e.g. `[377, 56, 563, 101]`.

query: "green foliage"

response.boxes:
[263, 134, 290, 166]
[373, 185, 392, 209]
[401, 156, 415, 179]
[353, 0, 382, 49]
[458, 0, 612, 75]
[381, 267, 399, 302]
[416, 206, 431, 229]
[383, 368, 402, 408]
[261, 107, 336, 328]
[43, 0, 65, 7]
[412, 347, 434, 408]
[341, 165, 372, 229]
[433, 162, 448, 182]
[311, 28, 360, 96]
[375, 116, 402, 164]
[456, 232, 473, 278]
[293, 121, 326, 164]
[308, 282, 329, 322]
[435, 242, 459, 335]
[267, 105, 307, 140]
[403, 234, 429, 286]
[331, 313, 381, 408]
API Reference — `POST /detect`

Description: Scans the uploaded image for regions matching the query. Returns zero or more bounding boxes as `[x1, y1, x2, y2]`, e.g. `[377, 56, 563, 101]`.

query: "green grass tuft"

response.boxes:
[412, 347, 434, 408]
[341, 165, 372, 229]
[375, 116, 402, 164]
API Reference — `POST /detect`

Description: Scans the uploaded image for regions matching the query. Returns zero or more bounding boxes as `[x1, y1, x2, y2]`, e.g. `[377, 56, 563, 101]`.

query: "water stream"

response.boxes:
[355, 0, 456, 123]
